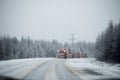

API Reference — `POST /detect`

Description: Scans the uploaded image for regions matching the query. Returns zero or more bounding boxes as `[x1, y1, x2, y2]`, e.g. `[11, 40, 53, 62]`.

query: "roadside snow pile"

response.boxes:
[66, 58, 120, 71]
[90, 58, 120, 70]
[66, 58, 99, 69]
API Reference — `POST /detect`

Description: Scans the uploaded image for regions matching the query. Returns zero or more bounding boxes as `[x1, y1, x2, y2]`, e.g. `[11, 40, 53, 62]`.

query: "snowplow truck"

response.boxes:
[57, 49, 67, 58]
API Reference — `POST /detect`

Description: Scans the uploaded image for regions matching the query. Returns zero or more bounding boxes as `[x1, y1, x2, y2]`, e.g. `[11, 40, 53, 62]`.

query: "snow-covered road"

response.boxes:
[0, 58, 120, 80]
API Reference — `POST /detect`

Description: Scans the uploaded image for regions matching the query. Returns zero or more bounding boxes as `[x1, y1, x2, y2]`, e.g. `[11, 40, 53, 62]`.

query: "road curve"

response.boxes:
[1, 58, 120, 80]
[24, 59, 80, 80]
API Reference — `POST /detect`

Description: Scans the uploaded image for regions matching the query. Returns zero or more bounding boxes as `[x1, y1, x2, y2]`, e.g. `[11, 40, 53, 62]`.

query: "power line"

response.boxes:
[69, 33, 75, 44]
[69, 33, 76, 58]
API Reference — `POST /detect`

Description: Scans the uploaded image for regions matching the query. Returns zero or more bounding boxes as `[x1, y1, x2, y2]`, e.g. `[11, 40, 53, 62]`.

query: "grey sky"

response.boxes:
[0, 0, 120, 43]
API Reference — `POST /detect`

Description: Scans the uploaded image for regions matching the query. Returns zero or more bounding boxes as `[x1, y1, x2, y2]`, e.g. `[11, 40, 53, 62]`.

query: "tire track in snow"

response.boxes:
[24, 59, 55, 80]
[43, 59, 60, 80]
[56, 59, 81, 80]
[0, 58, 54, 79]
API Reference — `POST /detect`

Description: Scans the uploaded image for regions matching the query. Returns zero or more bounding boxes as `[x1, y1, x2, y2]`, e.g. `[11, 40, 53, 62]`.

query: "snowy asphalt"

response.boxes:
[24, 59, 80, 80]
[0, 58, 120, 80]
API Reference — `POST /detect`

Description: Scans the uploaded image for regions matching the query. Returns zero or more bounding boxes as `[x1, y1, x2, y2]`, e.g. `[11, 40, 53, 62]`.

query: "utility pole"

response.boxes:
[68, 33, 76, 58]
[70, 33, 75, 45]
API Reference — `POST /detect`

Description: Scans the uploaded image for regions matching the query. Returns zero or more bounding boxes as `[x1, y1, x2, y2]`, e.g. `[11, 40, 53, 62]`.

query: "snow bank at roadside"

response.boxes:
[66, 58, 120, 71]
[90, 58, 120, 71]
[66, 58, 120, 80]
[65, 58, 98, 69]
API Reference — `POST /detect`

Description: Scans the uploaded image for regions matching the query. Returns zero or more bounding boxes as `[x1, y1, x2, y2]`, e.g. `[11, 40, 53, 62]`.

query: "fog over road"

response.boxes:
[0, 58, 120, 80]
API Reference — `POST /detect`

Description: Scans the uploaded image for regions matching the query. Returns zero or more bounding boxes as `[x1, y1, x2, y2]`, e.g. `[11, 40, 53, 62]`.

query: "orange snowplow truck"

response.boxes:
[57, 49, 67, 58]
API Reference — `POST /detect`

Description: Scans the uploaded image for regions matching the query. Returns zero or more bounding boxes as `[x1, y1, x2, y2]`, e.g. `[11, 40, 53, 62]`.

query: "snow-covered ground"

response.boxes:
[90, 58, 120, 70]
[0, 58, 120, 80]
[0, 58, 54, 79]
[66, 58, 120, 80]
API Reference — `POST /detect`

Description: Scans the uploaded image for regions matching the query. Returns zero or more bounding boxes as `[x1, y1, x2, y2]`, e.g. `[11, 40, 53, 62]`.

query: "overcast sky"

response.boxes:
[0, 0, 120, 43]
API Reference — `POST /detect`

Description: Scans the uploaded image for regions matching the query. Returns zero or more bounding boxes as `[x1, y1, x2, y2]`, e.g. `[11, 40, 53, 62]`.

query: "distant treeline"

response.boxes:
[95, 21, 120, 63]
[0, 36, 95, 60]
